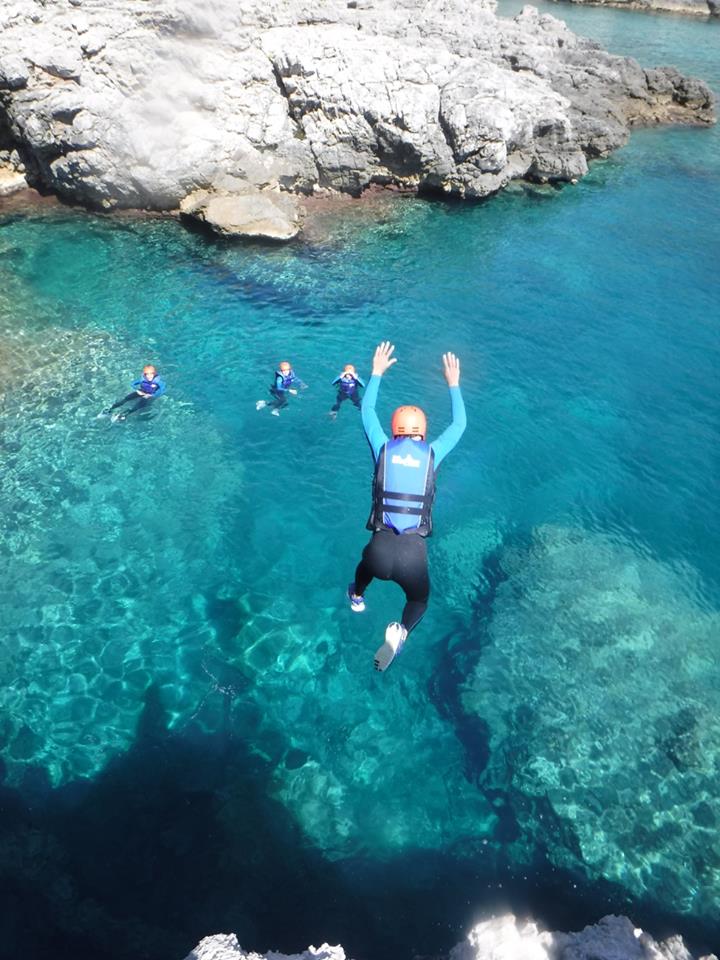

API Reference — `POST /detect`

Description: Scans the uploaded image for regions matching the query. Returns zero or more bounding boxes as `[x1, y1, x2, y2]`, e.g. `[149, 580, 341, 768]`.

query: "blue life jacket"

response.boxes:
[131, 376, 166, 397]
[339, 375, 358, 396]
[367, 437, 435, 536]
[276, 369, 295, 390]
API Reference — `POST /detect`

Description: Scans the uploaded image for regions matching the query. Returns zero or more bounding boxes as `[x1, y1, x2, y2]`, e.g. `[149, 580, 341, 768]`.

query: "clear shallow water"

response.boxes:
[1, 5, 719, 959]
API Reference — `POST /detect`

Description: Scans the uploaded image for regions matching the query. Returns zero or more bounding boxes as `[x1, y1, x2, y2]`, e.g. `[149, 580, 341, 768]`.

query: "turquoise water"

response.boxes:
[1, 5, 719, 958]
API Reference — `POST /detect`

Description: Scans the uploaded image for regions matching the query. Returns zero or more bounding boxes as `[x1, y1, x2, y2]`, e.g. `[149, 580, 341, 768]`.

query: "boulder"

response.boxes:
[180, 188, 302, 240]
[0, 167, 27, 195]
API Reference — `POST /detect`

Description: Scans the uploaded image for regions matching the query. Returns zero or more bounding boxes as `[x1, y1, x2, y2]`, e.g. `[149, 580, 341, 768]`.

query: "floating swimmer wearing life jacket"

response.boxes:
[329, 364, 365, 417]
[256, 360, 306, 416]
[347, 342, 466, 672]
[107, 364, 166, 421]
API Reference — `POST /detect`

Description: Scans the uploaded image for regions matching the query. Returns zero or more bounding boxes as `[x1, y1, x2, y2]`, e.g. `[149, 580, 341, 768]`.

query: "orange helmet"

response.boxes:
[391, 405, 426, 439]
[143, 364, 157, 377]
[343, 364, 356, 376]
[279, 361, 291, 373]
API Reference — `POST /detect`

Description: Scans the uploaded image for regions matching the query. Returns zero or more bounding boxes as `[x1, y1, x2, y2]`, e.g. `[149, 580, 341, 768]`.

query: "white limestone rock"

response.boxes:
[0, 55, 29, 90]
[449, 914, 719, 960]
[182, 917, 718, 960]
[184, 934, 245, 960]
[182, 936, 346, 960]
[180, 187, 302, 240]
[449, 913, 553, 959]
[0, 167, 27, 195]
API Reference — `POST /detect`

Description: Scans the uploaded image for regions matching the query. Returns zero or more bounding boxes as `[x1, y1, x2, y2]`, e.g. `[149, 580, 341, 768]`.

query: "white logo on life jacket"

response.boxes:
[391, 453, 421, 468]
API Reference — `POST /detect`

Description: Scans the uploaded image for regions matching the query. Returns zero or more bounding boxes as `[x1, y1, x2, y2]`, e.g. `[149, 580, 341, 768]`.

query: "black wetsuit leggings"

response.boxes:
[331, 390, 361, 412]
[353, 529, 430, 635]
[268, 386, 289, 410]
[110, 393, 154, 416]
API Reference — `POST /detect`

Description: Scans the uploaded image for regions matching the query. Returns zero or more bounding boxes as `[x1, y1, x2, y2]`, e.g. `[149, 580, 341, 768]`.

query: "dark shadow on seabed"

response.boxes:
[0, 683, 719, 960]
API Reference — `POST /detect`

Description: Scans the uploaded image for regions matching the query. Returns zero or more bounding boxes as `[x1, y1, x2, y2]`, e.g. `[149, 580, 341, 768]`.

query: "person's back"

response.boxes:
[348, 341, 466, 671]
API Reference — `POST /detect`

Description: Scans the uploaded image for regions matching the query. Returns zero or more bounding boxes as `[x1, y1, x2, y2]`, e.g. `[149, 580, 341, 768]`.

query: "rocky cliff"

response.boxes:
[0, 0, 715, 235]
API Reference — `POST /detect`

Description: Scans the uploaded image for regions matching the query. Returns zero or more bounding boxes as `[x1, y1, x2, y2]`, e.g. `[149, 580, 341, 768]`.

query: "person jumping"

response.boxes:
[348, 341, 466, 671]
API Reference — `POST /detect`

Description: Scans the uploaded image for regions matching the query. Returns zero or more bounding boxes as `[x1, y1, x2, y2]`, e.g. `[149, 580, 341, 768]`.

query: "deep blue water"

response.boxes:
[0, 4, 719, 958]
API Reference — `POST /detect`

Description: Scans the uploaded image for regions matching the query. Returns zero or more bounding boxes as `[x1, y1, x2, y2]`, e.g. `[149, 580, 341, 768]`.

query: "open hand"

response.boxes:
[372, 341, 397, 377]
[442, 352, 460, 387]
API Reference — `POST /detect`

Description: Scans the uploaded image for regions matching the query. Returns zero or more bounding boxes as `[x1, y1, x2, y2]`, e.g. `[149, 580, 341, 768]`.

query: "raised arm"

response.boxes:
[430, 352, 466, 468]
[361, 341, 395, 460]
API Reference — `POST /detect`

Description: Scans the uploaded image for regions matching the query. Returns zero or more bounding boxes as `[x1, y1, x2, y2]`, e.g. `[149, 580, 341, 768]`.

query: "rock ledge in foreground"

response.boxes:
[182, 914, 719, 960]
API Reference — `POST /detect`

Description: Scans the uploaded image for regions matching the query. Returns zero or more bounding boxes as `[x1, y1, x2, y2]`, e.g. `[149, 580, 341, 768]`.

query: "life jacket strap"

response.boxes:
[382, 490, 432, 503]
[382, 503, 424, 516]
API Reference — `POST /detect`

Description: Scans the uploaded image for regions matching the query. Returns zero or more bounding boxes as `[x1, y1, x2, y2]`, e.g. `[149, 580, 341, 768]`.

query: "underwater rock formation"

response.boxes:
[183, 915, 720, 960]
[0, 0, 715, 222]
[460, 525, 720, 924]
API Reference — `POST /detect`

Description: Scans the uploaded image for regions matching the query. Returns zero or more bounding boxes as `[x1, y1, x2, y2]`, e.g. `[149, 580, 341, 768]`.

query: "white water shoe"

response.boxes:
[374, 622, 407, 672]
[347, 583, 365, 613]
[256, 400, 267, 410]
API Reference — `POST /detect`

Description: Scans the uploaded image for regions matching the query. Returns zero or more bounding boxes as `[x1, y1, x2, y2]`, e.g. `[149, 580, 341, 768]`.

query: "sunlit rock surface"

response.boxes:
[0, 0, 714, 213]
[183, 936, 346, 960]
[180, 186, 302, 240]
[183, 915, 719, 960]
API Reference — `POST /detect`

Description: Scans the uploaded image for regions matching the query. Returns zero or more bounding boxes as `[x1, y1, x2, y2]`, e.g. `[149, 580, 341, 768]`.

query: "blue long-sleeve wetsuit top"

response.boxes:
[361, 373, 466, 466]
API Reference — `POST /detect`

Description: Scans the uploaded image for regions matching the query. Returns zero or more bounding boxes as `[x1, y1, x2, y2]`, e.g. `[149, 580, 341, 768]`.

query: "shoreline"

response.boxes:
[549, 0, 719, 16]
[0, 183, 421, 242]
[551, 0, 720, 15]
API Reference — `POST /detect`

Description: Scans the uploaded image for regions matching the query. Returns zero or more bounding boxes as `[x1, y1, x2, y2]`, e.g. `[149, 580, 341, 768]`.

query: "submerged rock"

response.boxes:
[460, 525, 720, 922]
[0, 0, 714, 223]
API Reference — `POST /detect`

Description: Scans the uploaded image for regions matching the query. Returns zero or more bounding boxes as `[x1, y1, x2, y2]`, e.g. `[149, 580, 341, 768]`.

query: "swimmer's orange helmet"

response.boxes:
[143, 364, 157, 377]
[279, 361, 291, 373]
[391, 405, 426, 439]
[343, 364, 356, 376]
